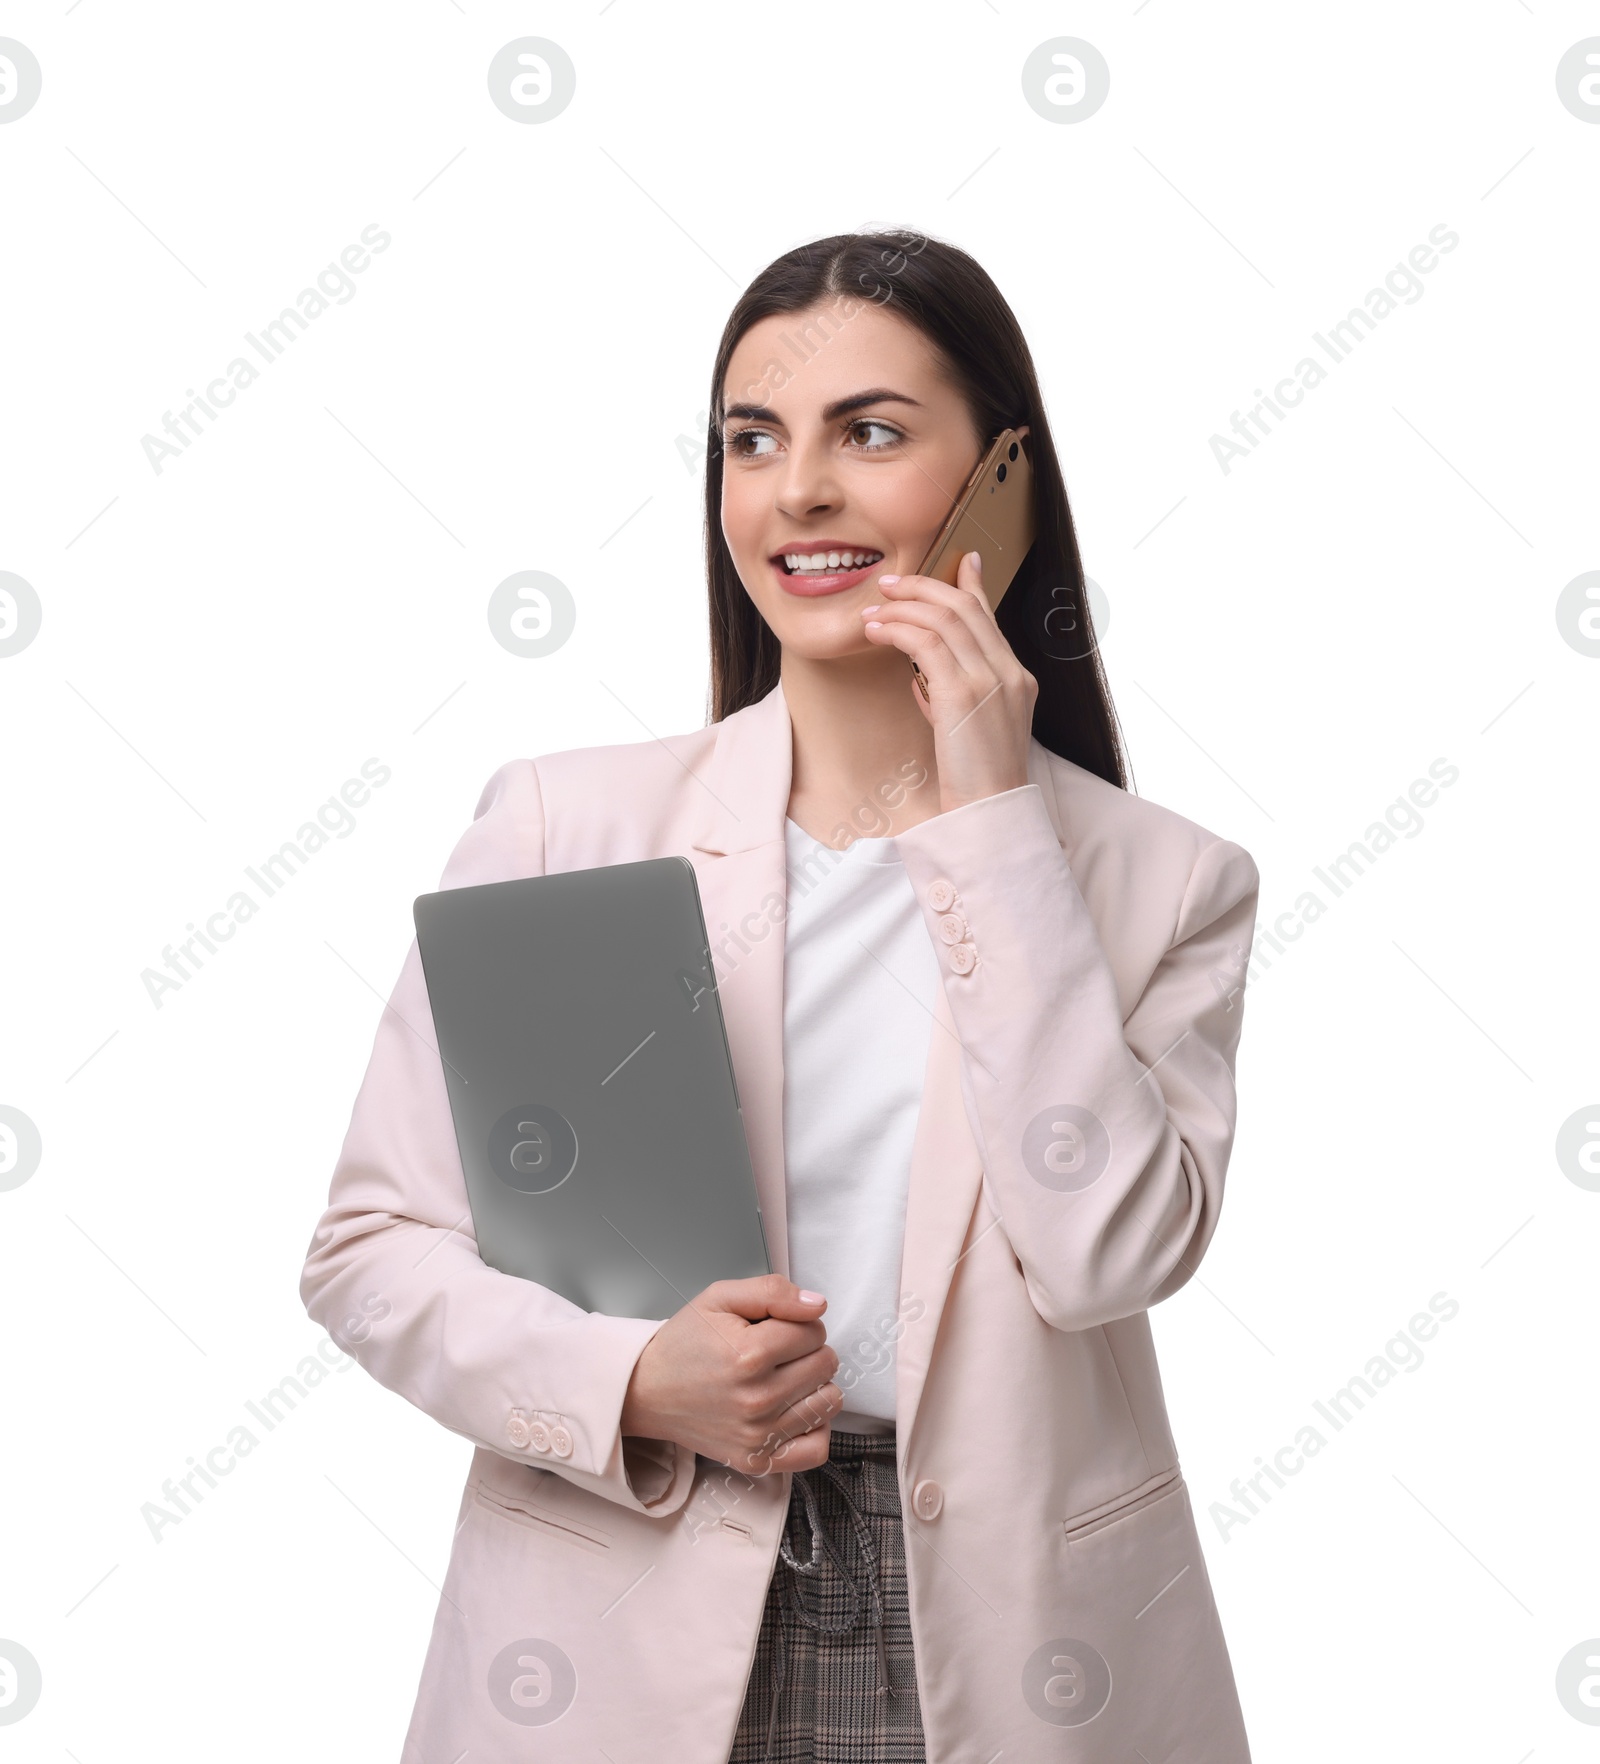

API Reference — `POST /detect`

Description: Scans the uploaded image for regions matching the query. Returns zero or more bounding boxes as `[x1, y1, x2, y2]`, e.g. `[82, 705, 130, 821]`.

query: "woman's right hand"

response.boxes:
[618, 1274, 843, 1475]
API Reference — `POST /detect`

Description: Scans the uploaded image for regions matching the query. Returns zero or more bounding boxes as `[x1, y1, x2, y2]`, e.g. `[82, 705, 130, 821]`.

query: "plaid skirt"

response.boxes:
[728, 1429, 926, 1764]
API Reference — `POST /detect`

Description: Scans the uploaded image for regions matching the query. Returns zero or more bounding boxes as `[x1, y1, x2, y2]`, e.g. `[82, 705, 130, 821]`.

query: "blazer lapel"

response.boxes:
[894, 744, 1067, 1446]
[687, 682, 795, 1280]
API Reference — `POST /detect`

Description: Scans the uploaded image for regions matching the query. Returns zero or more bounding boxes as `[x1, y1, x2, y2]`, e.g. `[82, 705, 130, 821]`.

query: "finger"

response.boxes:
[701, 1274, 827, 1323]
[895, 556, 1014, 656]
[771, 1380, 842, 1442]
[736, 1345, 840, 1436]
[741, 1382, 842, 1474]
[742, 1315, 830, 1368]
[737, 1411, 834, 1476]
[884, 558, 1017, 672]
[862, 602, 981, 694]
[766, 1343, 842, 1413]
[954, 548, 1002, 624]
[864, 591, 991, 677]
[765, 1425, 834, 1473]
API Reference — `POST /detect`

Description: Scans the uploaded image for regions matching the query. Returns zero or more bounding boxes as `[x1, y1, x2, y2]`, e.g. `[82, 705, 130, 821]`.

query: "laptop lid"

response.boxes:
[413, 855, 771, 1321]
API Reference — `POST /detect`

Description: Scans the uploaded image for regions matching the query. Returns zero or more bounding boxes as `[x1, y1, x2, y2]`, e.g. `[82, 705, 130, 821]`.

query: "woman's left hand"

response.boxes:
[860, 549, 1039, 816]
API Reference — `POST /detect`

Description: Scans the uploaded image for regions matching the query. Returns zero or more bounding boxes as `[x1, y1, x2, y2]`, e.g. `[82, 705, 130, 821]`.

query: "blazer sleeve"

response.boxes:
[298, 758, 697, 1517]
[893, 782, 1259, 1335]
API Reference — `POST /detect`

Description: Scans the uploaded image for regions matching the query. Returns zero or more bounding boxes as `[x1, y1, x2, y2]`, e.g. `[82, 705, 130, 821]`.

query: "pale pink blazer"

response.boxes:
[300, 677, 1260, 1761]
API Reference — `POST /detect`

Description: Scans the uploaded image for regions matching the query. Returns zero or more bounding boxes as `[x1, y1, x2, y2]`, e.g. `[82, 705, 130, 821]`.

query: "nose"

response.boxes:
[774, 436, 844, 522]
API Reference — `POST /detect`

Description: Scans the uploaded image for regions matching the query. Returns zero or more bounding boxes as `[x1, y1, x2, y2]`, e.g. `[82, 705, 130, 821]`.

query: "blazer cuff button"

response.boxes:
[506, 1411, 532, 1450]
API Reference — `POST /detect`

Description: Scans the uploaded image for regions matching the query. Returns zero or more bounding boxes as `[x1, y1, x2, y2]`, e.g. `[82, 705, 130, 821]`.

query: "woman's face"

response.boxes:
[719, 300, 988, 661]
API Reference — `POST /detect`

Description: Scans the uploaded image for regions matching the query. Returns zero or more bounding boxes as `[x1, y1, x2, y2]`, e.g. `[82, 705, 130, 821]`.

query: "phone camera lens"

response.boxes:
[996, 463, 1007, 483]
[1008, 442, 1020, 461]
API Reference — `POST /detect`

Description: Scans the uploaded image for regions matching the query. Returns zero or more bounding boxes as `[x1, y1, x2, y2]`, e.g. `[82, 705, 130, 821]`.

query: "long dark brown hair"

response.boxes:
[703, 228, 1129, 791]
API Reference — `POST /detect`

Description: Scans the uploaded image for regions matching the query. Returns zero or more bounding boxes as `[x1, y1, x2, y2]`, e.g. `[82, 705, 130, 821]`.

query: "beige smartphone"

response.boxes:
[908, 428, 1035, 699]
[915, 428, 1036, 609]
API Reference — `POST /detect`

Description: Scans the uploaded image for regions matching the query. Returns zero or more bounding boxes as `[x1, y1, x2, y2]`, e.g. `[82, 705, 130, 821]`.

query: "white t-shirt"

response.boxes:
[781, 816, 941, 1432]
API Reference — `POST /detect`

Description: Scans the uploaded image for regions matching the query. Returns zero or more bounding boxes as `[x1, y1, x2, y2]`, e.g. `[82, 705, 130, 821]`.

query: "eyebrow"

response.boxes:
[720, 387, 925, 425]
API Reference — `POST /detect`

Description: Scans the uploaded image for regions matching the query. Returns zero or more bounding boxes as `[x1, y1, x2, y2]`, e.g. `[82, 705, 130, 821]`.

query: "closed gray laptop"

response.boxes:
[413, 856, 771, 1321]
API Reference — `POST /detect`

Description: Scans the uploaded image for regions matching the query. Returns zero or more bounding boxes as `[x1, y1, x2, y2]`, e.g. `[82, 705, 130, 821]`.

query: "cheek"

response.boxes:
[720, 474, 766, 560]
[866, 467, 961, 552]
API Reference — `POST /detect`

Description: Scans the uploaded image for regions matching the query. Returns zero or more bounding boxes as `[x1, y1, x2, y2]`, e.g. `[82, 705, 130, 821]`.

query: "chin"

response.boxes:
[777, 624, 883, 664]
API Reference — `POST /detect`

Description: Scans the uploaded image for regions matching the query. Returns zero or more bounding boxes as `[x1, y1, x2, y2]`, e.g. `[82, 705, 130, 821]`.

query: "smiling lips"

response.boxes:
[771, 544, 886, 598]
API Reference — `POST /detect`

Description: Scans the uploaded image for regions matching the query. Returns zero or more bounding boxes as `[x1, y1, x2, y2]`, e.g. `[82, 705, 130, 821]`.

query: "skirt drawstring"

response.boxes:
[760, 1439, 902, 1764]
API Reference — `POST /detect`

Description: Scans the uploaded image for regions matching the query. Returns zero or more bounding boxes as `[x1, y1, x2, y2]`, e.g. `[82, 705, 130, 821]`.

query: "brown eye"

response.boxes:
[726, 428, 777, 459]
[846, 418, 901, 450]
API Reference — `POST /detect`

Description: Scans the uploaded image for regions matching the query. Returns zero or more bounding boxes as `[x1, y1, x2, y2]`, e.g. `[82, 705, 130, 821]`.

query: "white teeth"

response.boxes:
[783, 549, 883, 573]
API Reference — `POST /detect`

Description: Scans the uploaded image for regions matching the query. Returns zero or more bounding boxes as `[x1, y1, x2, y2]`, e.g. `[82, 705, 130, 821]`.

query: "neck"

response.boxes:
[780, 647, 939, 847]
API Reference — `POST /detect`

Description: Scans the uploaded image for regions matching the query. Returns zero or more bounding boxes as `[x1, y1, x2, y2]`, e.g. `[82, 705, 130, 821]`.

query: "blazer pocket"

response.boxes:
[470, 1480, 614, 1556]
[1061, 1466, 1183, 1544]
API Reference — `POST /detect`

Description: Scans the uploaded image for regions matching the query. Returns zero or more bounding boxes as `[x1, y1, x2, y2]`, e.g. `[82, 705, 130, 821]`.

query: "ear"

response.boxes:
[1013, 423, 1032, 443]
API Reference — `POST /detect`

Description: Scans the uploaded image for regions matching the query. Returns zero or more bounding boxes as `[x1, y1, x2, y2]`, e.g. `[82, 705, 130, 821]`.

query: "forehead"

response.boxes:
[722, 300, 949, 413]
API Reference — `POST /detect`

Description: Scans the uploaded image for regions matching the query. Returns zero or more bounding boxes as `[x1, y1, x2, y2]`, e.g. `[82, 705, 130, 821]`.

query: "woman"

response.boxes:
[301, 230, 1260, 1763]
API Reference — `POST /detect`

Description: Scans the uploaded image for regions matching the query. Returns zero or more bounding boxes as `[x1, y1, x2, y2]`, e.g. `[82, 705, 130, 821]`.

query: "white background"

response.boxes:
[2, 2, 1597, 1758]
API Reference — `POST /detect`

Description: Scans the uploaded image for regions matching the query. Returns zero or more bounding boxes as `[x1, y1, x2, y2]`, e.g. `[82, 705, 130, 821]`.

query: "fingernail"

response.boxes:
[968, 550, 982, 569]
[800, 1290, 825, 1304]
[860, 604, 880, 615]
[877, 574, 901, 585]
[865, 620, 883, 629]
